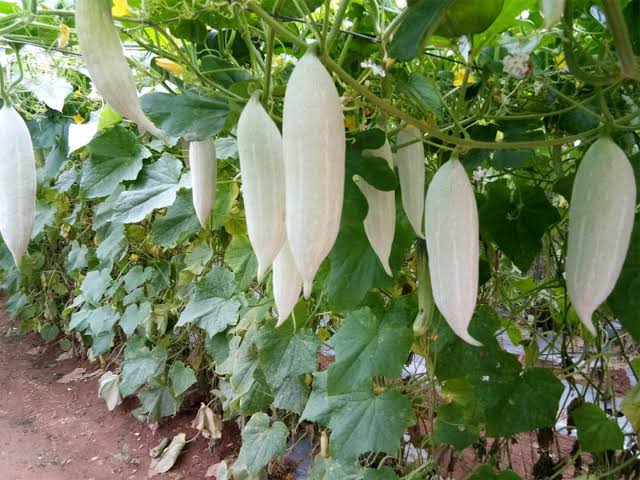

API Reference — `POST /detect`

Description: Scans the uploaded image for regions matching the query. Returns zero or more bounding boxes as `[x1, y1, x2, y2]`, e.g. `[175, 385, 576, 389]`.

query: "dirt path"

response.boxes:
[0, 310, 239, 480]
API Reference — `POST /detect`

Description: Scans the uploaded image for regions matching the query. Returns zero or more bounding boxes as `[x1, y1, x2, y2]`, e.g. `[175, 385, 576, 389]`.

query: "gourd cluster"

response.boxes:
[1, 0, 635, 344]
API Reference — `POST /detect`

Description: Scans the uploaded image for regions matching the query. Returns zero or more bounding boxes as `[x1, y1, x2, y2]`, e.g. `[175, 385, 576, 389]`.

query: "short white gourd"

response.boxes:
[396, 126, 425, 238]
[76, 0, 163, 137]
[237, 93, 286, 282]
[282, 50, 346, 299]
[273, 240, 302, 327]
[542, 0, 565, 28]
[0, 106, 36, 266]
[358, 140, 395, 276]
[189, 140, 217, 229]
[425, 155, 481, 346]
[566, 137, 636, 335]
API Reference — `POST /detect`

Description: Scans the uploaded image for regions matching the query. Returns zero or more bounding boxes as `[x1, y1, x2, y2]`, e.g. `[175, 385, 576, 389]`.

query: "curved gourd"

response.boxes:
[358, 140, 395, 276]
[273, 240, 302, 327]
[282, 50, 346, 298]
[396, 126, 425, 238]
[76, 0, 163, 137]
[189, 140, 217, 229]
[237, 93, 286, 282]
[566, 137, 636, 335]
[425, 155, 481, 346]
[0, 106, 36, 266]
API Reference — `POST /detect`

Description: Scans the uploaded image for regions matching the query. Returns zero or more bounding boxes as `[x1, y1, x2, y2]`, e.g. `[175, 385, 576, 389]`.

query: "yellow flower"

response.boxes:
[72, 114, 85, 124]
[344, 115, 356, 131]
[155, 58, 184, 75]
[112, 0, 130, 16]
[555, 52, 567, 70]
[58, 24, 70, 49]
[129, 253, 139, 262]
[453, 68, 477, 87]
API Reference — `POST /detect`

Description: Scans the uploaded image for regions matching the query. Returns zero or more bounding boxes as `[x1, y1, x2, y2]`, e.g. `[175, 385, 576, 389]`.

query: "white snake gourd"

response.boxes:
[541, 0, 565, 28]
[76, 0, 163, 137]
[0, 106, 36, 266]
[189, 140, 217, 229]
[425, 155, 481, 346]
[273, 240, 302, 327]
[566, 137, 636, 335]
[358, 140, 396, 276]
[283, 50, 346, 298]
[396, 126, 426, 238]
[237, 93, 286, 282]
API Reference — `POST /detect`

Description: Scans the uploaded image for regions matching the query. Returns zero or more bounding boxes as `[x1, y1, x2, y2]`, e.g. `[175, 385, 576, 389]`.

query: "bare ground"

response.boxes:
[0, 308, 240, 480]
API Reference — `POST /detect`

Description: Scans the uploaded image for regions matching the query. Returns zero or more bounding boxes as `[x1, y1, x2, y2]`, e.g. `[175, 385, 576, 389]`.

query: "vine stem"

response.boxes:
[325, 0, 350, 52]
[320, 53, 603, 150]
[601, 0, 640, 80]
[247, 2, 308, 50]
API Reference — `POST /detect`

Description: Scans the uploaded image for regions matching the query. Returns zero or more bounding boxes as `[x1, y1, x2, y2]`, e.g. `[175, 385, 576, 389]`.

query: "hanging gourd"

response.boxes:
[273, 240, 302, 327]
[282, 50, 346, 298]
[75, 0, 163, 137]
[0, 106, 36, 266]
[566, 137, 636, 335]
[237, 93, 286, 282]
[396, 126, 425, 238]
[189, 140, 217, 229]
[357, 139, 396, 276]
[425, 155, 481, 346]
[541, 0, 565, 28]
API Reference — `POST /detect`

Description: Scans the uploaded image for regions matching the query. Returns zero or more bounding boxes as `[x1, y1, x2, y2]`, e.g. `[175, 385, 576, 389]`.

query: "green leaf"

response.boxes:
[465, 465, 522, 480]
[96, 222, 127, 264]
[235, 413, 288, 475]
[123, 266, 153, 293]
[433, 402, 481, 450]
[80, 269, 112, 306]
[224, 235, 258, 291]
[141, 93, 229, 141]
[431, 306, 521, 381]
[610, 213, 640, 342]
[492, 150, 533, 170]
[112, 154, 185, 224]
[480, 368, 564, 437]
[119, 302, 151, 337]
[184, 242, 213, 275]
[93, 185, 125, 230]
[327, 302, 413, 395]
[256, 320, 319, 389]
[400, 72, 445, 119]
[120, 336, 167, 396]
[260, 0, 324, 17]
[302, 372, 415, 460]
[169, 360, 197, 396]
[201, 55, 252, 88]
[176, 267, 240, 337]
[80, 126, 150, 199]
[211, 181, 240, 230]
[272, 375, 310, 414]
[572, 403, 624, 452]
[136, 385, 180, 422]
[622, 384, 640, 433]
[388, 0, 454, 61]
[65, 240, 88, 274]
[229, 327, 261, 397]
[32, 199, 57, 238]
[309, 457, 399, 480]
[150, 189, 201, 247]
[479, 180, 559, 272]
[40, 323, 60, 342]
